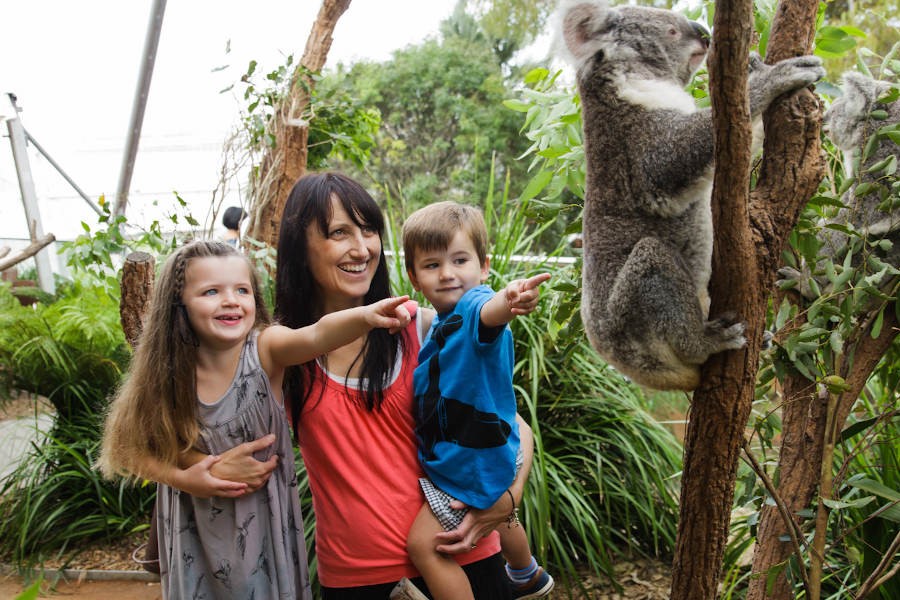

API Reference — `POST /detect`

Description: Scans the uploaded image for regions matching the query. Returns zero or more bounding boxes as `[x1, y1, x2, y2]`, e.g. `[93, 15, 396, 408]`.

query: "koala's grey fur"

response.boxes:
[823, 73, 900, 251]
[781, 71, 900, 299]
[557, 0, 825, 390]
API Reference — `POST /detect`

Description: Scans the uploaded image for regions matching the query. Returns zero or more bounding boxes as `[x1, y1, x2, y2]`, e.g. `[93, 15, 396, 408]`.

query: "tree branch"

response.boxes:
[0, 233, 56, 272]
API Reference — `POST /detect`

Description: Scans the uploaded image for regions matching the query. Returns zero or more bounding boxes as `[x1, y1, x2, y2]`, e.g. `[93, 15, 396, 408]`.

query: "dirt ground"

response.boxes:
[0, 534, 672, 599]
[0, 397, 673, 599]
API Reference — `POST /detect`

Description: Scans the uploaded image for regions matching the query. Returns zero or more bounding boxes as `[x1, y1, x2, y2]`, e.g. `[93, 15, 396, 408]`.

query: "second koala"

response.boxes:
[780, 71, 900, 299]
[557, 0, 825, 390]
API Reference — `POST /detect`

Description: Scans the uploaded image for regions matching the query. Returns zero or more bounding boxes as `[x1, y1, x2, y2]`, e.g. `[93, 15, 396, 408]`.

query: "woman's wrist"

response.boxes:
[505, 488, 521, 528]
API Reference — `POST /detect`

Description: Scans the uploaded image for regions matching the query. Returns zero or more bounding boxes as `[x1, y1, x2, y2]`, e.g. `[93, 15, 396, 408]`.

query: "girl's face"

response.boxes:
[306, 195, 382, 311]
[181, 256, 256, 350]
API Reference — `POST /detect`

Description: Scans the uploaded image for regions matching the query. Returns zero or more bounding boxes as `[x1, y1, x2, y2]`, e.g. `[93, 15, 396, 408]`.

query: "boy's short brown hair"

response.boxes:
[402, 201, 488, 272]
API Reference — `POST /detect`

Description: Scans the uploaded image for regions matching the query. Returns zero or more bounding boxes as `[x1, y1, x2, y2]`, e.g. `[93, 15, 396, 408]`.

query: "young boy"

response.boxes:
[402, 201, 554, 600]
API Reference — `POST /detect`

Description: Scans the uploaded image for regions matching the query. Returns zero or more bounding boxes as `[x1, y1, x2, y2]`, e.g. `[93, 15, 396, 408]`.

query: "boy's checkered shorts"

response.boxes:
[419, 478, 468, 531]
[419, 450, 524, 532]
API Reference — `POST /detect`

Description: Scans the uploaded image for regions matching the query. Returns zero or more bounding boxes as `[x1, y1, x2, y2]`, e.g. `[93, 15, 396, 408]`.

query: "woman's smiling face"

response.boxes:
[306, 195, 382, 311]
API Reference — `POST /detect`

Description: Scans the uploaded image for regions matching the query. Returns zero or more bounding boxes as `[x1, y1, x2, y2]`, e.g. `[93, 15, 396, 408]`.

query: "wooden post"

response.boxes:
[118, 250, 160, 574]
[389, 578, 429, 600]
[119, 251, 155, 347]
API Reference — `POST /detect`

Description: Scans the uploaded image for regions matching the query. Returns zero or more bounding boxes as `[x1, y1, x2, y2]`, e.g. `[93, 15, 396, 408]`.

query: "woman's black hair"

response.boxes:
[275, 172, 404, 436]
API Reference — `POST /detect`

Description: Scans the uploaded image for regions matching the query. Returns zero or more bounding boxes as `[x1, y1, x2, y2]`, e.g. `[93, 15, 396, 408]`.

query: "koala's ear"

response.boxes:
[842, 71, 889, 105]
[558, 0, 611, 65]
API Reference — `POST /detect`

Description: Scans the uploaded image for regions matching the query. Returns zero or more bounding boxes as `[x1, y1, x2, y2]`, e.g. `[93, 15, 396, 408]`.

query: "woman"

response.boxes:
[280, 172, 537, 598]
[209, 172, 533, 598]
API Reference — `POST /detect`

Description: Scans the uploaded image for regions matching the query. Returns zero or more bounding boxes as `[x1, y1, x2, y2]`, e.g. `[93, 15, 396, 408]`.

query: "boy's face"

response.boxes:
[407, 229, 489, 313]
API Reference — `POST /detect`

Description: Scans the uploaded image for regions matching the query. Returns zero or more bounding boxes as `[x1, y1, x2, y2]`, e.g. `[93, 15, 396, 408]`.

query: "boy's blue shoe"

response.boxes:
[509, 567, 555, 599]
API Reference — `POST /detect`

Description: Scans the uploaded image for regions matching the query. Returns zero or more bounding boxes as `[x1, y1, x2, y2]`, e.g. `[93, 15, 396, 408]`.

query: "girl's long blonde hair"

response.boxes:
[99, 240, 271, 480]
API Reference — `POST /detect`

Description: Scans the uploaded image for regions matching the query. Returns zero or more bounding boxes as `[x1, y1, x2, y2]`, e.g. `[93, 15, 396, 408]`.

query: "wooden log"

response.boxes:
[389, 578, 429, 600]
[119, 251, 155, 348]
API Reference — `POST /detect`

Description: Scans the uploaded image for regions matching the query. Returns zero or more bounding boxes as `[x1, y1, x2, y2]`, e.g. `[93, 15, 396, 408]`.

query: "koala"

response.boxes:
[780, 72, 900, 299]
[823, 74, 900, 260]
[556, 0, 825, 390]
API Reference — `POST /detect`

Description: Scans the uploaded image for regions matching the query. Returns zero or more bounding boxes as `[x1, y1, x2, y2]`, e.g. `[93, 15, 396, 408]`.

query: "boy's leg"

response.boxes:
[498, 522, 532, 569]
[498, 525, 554, 599]
[407, 503, 474, 600]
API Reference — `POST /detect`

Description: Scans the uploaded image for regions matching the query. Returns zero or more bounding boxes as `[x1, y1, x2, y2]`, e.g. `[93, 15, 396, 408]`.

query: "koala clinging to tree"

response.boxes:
[556, 0, 825, 390]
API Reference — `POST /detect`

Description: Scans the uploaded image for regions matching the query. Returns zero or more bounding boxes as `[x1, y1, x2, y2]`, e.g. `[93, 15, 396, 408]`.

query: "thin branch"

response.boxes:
[855, 528, 900, 599]
[0, 233, 56, 272]
[810, 386, 840, 600]
[741, 438, 812, 594]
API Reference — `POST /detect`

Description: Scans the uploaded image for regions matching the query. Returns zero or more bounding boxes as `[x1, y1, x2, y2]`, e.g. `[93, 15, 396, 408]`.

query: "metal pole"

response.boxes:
[23, 130, 103, 216]
[6, 116, 56, 294]
[113, 0, 167, 218]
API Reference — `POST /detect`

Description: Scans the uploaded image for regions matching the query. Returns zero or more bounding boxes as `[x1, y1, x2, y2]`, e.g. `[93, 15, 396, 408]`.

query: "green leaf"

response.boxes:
[846, 478, 900, 522]
[828, 329, 844, 355]
[519, 170, 554, 203]
[838, 416, 880, 442]
[14, 576, 42, 600]
[871, 307, 884, 338]
[823, 496, 876, 510]
[503, 99, 531, 113]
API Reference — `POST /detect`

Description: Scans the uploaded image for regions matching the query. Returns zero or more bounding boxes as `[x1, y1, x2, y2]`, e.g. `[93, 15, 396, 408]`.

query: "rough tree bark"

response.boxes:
[670, 0, 825, 597]
[247, 0, 352, 250]
[119, 251, 155, 348]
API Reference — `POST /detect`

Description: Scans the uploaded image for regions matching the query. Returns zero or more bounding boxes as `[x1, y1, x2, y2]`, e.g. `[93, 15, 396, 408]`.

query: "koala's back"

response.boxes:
[823, 73, 900, 261]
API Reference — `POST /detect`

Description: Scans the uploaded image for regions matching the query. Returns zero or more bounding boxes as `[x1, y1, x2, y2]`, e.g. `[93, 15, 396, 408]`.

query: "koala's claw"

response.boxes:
[705, 317, 747, 350]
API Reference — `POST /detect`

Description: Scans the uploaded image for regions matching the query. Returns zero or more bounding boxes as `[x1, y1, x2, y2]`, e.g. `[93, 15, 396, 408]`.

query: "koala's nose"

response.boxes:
[692, 21, 710, 49]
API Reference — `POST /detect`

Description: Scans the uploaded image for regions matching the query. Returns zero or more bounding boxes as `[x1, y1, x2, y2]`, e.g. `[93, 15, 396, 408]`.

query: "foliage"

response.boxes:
[227, 55, 380, 173]
[0, 282, 129, 421]
[320, 23, 532, 218]
[451, 0, 556, 66]
[0, 281, 154, 565]
[0, 418, 155, 567]
[61, 193, 192, 293]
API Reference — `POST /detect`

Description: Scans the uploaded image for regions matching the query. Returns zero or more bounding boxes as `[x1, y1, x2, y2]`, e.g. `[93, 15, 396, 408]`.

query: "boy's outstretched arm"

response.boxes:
[480, 273, 551, 328]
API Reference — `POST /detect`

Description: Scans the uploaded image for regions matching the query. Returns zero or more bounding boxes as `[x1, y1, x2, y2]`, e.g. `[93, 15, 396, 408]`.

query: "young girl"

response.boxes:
[99, 240, 409, 599]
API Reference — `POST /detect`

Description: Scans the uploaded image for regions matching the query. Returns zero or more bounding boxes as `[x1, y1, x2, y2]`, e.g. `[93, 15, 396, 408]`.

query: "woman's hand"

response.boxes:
[169, 455, 249, 499]
[433, 494, 512, 554]
[207, 434, 280, 493]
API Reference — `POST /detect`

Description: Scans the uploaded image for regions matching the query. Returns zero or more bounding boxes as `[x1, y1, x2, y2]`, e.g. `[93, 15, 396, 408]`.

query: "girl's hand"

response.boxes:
[171, 455, 249, 499]
[433, 496, 509, 554]
[366, 295, 411, 334]
[504, 273, 551, 316]
[208, 434, 280, 493]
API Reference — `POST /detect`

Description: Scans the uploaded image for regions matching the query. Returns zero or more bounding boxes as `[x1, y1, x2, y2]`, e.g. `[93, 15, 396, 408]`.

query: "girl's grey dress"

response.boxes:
[157, 332, 312, 599]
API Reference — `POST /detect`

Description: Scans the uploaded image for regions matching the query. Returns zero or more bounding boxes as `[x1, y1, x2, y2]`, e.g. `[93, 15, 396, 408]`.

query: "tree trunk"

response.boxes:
[670, 1, 755, 596]
[248, 0, 352, 250]
[670, 0, 824, 597]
